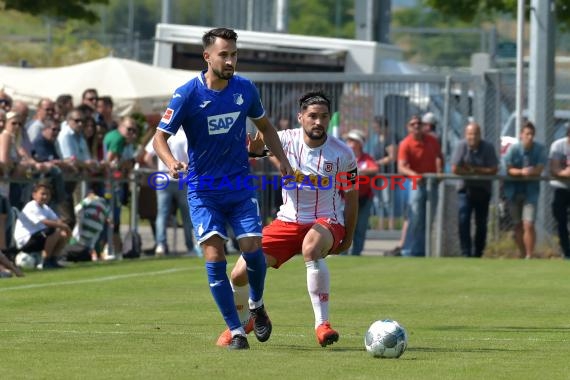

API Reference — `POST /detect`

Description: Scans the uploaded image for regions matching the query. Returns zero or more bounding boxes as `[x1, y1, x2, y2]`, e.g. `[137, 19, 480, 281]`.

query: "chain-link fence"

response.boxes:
[239, 71, 567, 258]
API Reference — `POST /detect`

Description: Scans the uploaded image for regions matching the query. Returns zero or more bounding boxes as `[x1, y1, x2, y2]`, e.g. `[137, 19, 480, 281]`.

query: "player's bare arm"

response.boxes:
[331, 188, 359, 255]
[252, 116, 293, 177]
[152, 129, 187, 179]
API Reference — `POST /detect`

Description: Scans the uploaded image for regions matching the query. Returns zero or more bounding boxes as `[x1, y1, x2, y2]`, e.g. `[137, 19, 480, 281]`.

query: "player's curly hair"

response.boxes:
[203, 27, 238, 49]
[299, 91, 331, 112]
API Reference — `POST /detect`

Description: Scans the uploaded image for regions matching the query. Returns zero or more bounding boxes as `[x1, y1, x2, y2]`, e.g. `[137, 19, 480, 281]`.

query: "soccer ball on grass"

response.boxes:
[364, 319, 408, 358]
[15, 252, 37, 269]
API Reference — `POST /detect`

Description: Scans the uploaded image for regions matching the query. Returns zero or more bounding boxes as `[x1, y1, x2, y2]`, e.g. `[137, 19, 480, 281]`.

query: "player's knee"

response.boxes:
[301, 241, 326, 261]
[238, 237, 261, 252]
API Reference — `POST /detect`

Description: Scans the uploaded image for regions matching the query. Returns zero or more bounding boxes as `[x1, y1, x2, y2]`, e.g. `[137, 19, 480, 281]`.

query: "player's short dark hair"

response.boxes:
[299, 91, 331, 112]
[203, 28, 238, 49]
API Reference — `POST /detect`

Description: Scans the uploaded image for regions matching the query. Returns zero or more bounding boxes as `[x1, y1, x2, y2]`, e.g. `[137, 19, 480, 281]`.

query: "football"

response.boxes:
[364, 319, 408, 358]
[15, 252, 37, 269]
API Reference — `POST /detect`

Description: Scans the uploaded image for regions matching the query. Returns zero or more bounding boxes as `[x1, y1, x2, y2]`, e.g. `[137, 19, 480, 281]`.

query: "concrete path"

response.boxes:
[126, 225, 401, 258]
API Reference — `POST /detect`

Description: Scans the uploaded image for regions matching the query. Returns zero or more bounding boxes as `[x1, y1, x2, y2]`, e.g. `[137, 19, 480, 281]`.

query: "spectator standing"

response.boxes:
[26, 98, 55, 143]
[144, 128, 199, 256]
[81, 88, 98, 112]
[345, 129, 378, 255]
[548, 123, 570, 259]
[0, 91, 12, 112]
[397, 115, 443, 257]
[55, 94, 74, 122]
[11, 101, 29, 126]
[451, 122, 499, 258]
[0, 111, 56, 208]
[83, 116, 100, 160]
[31, 119, 73, 205]
[503, 121, 547, 259]
[421, 112, 438, 139]
[103, 116, 138, 253]
[57, 108, 99, 228]
[276, 115, 293, 131]
[96, 96, 118, 130]
[371, 116, 400, 243]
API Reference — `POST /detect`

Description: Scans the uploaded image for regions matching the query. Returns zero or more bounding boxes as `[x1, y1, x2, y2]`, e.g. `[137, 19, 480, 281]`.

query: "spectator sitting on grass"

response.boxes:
[13, 181, 71, 269]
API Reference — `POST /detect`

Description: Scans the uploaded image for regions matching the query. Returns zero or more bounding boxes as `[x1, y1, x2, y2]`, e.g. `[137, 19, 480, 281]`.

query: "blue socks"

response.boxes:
[206, 261, 241, 331]
[241, 248, 267, 304]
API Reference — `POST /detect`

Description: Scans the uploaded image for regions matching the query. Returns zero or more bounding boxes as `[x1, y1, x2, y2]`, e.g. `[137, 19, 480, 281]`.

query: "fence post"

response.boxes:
[425, 176, 433, 257]
[130, 167, 138, 233]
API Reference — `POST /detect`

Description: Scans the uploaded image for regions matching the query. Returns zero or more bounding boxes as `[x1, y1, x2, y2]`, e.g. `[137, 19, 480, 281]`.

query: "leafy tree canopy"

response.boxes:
[2, 0, 109, 24]
[424, 0, 570, 28]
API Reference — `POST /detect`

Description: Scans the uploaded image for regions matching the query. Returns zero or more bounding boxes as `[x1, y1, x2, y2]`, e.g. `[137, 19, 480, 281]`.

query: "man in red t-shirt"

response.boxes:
[397, 115, 443, 256]
[345, 130, 379, 255]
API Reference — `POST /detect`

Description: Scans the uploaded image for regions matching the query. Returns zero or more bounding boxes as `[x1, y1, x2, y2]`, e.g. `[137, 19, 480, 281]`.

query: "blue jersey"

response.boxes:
[158, 71, 265, 194]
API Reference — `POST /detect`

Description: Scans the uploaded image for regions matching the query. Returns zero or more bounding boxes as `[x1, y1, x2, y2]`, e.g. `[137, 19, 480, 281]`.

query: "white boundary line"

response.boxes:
[0, 329, 566, 343]
[0, 267, 195, 292]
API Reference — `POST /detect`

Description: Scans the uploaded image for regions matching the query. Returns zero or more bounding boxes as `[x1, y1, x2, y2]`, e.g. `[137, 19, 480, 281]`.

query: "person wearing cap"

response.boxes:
[345, 129, 379, 256]
[451, 122, 499, 258]
[397, 115, 444, 257]
[422, 112, 438, 139]
[548, 122, 570, 259]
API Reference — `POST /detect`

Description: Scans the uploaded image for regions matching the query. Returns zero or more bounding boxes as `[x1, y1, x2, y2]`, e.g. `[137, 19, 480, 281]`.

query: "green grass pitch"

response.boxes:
[1, 256, 569, 379]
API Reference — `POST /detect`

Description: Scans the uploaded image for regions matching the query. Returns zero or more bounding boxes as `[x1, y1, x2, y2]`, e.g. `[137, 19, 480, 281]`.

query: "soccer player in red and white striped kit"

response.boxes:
[217, 90, 359, 347]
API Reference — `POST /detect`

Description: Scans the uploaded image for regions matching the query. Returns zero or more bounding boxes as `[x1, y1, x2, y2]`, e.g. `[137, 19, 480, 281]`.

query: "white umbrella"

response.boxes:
[0, 56, 199, 115]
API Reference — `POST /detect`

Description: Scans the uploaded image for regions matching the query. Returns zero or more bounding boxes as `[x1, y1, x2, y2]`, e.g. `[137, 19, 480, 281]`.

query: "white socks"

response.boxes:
[306, 259, 330, 328]
[231, 259, 331, 330]
[231, 281, 251, 327]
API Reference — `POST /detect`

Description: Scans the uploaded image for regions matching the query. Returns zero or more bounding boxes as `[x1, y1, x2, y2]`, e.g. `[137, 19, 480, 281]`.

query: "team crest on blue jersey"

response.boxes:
[233, 93, 244, 105]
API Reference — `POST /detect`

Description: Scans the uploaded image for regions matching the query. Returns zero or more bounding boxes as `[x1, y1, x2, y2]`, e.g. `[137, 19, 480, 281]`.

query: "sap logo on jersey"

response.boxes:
[207, 112, 240, 135]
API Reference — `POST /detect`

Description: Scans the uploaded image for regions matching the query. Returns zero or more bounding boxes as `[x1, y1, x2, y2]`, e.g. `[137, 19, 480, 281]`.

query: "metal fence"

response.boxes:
[6, 70, 566, 259]
[240, 71, 567, 257]
[246, 72, 478, 231]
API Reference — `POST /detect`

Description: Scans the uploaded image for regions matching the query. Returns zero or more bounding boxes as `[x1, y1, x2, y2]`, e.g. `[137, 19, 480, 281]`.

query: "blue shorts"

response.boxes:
[188, 191, 262, 244]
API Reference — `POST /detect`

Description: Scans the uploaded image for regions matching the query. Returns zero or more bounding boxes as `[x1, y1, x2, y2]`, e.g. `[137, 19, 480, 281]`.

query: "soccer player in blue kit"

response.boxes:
[153, 27, 294, 350]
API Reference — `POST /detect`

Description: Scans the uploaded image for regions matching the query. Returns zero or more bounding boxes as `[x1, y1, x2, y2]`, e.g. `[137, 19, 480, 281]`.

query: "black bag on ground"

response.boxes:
[64, 243, 92, 262]
[122, 230, 142, 259]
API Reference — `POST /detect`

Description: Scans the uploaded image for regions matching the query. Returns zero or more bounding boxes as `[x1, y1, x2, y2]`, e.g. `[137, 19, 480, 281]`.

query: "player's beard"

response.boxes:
[304, 126, 327, 141]
[212, 66, 234, 80]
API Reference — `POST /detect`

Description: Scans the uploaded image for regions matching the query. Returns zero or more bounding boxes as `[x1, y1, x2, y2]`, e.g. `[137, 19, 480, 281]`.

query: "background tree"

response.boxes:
[289, 0, 354, 38]
[2, 0, 109, 24]
[424, 0, 570, 29]
[392, 6, 489, 67]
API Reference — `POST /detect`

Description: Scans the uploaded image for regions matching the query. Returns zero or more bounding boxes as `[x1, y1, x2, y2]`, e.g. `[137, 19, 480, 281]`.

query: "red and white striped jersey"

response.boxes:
[276, 129, 357, 225]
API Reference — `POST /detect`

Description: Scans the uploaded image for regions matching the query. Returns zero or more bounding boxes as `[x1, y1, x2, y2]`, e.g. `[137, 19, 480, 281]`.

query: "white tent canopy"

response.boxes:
[0, 57, 199, 116]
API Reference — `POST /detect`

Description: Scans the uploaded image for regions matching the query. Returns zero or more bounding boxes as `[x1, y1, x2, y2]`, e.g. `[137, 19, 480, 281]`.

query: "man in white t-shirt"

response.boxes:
[549, 123, 570, 259]
[14, 182, 71, 269]
[216, 91, 359, 348]
[144, 128, 199, 256]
